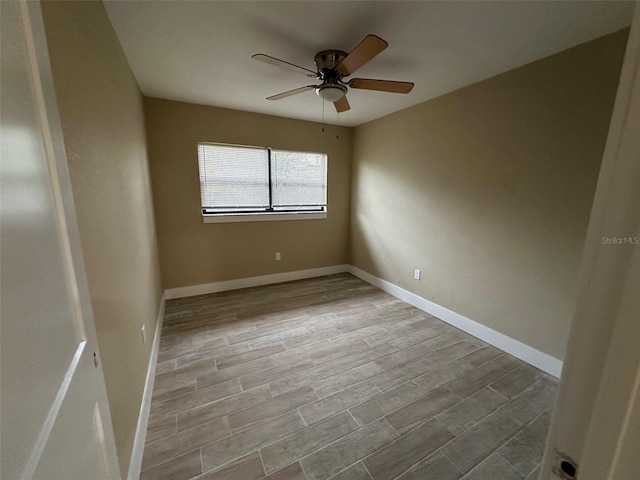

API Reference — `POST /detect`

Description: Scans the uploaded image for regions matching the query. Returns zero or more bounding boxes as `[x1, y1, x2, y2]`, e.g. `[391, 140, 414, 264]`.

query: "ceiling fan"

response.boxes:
[252, 34, 414, 113]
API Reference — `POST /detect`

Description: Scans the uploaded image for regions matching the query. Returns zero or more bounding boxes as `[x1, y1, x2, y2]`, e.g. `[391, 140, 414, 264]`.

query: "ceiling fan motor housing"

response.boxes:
[315, 50, 348, 79]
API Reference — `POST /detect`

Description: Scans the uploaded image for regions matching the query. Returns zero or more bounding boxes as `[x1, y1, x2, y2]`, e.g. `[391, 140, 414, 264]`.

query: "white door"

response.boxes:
[0, 1, 121, 479]
[540, 4, 640, 480]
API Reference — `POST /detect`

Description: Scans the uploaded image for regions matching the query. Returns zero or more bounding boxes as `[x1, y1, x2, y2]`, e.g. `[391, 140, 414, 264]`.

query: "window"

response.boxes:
[197, 143, 327, 223]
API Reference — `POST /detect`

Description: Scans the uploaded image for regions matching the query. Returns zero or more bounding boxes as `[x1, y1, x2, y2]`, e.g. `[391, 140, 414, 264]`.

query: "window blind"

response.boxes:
[197, 142, 327, 216]
[271, 149, 327, 208]
[198, 144, 269, 210]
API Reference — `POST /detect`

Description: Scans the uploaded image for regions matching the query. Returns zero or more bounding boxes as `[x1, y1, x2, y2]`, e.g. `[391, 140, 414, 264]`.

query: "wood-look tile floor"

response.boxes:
[142, 274, 558, 480]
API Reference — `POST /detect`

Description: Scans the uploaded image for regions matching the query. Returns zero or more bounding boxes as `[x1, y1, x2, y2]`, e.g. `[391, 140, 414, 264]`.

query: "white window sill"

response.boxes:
[203, 211, 327, 224]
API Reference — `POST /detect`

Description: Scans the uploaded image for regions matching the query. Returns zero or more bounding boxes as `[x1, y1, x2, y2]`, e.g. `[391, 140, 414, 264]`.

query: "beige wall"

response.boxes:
[350, 30, 628, 360]
[144, 98, 352, 289]
[42, 1, 163, 475]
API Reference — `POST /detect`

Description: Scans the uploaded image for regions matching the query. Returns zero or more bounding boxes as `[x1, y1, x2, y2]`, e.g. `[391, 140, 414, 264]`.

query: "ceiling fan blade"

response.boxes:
[266, 85, 316, 100]
[252, 54, 317, 78]
[349, 78, 414, 94]
[334, 96, 350, 113]
[336, 34, 388, 76]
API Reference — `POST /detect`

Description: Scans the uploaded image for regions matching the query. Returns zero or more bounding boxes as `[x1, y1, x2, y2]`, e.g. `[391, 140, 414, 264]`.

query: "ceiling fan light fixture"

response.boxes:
[316, 85, 347, 103]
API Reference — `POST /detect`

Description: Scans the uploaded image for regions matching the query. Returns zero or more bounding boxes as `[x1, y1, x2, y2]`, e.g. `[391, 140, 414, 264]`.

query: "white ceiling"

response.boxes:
[104, 1, 634, 127]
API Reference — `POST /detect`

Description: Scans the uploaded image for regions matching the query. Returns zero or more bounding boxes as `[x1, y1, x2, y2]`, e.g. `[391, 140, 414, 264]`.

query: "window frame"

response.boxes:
[197, 142, 328, 224]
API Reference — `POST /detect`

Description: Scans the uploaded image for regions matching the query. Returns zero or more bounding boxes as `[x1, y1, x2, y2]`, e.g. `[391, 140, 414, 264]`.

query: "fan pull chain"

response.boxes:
[322, 99, 325, 132]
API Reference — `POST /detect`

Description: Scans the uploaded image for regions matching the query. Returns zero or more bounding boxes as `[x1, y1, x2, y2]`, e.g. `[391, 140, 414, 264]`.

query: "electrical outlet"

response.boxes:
[414, 269, 421, 280]
[275, 252, 281, 261]
[141, 325, 146, 344]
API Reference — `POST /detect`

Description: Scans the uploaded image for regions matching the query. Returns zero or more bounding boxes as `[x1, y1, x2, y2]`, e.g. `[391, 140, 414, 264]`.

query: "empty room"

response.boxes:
[2, 1, 639, 480]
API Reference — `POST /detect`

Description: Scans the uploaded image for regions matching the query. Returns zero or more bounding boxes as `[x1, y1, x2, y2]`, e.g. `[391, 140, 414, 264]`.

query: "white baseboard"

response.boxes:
[164, 264, 349, 300]
[348, 266, 563, 378]
[127, 293, 166, 480]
